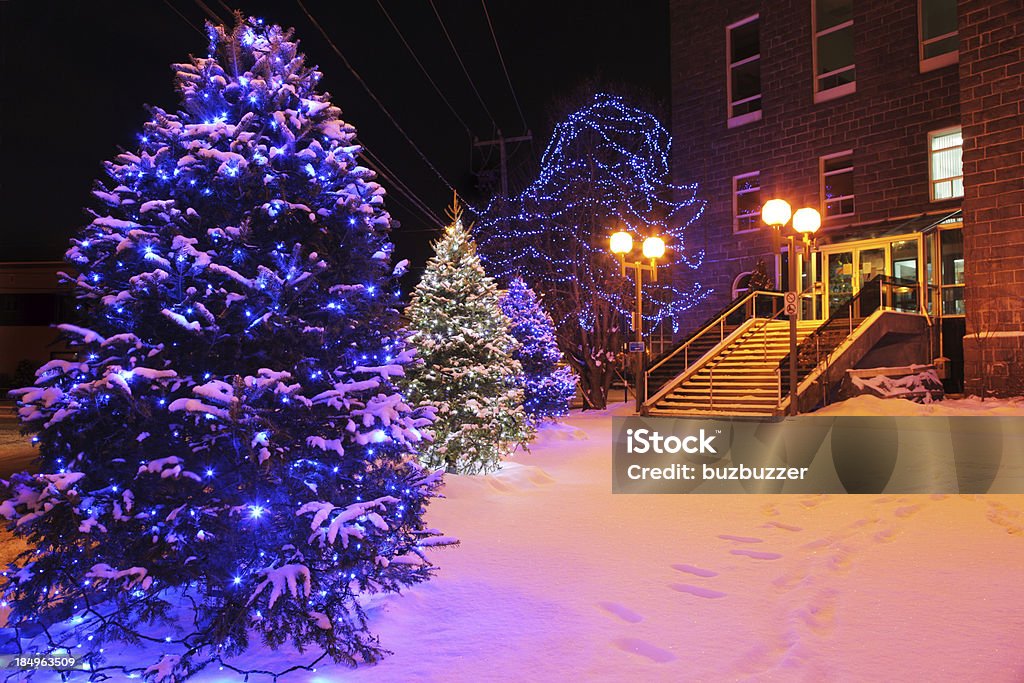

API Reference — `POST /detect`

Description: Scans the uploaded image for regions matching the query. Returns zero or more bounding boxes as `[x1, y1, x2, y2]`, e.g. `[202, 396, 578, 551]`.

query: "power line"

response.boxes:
[374, 0, 475, 138]
[295, 0, 461, 198]
[192, 0, 226, 24]
[428, 0, 501, 133]
[479, 0, 529, 131]
[214, 0, 236, 18]
[360, 146, 444, 227]
[162, 0, 205, 36]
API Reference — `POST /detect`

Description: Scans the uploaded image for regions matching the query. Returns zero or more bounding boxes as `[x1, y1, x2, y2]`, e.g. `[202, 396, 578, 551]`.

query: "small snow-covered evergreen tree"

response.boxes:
[405, 201, 534, 474]
[500, 278, 576, 423]
[2, 16, 453, 679]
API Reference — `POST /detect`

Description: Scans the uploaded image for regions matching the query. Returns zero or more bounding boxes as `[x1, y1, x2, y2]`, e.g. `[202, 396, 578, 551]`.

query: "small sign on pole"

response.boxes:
[784, 291, 798, 317]
[628, 341, 646, 353]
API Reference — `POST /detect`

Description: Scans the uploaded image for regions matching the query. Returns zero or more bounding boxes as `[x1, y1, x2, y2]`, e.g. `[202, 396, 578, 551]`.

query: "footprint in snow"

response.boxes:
[873, 527, 897, 543]
[791, 588, 840, 636]
[670, 583, 727, 599]
[613, 638, 676, 663]
[597, 601, 643, 623]
[670, 563, 718, 578]
[985, 501, 1024, 536]
[731, 549, 783, 560]
[718, 534, 763, 543]
[894, 504, 922, 518]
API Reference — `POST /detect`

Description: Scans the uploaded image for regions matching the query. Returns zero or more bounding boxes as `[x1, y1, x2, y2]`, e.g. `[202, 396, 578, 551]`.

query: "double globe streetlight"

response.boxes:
[761, 199, 821, 416]
[610, 231, 666, 412]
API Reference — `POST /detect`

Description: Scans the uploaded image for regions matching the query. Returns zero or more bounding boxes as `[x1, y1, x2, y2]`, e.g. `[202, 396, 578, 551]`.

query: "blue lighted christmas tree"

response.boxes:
[2, 17, 453, 679]
[404, 201, 534, 475]
[500, 278, 576, 423]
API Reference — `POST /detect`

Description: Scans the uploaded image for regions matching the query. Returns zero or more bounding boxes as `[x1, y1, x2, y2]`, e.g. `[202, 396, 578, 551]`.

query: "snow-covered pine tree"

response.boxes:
[404, 201, 534, 475]
[2, 16, 453, 680]
[499, 277, 576, 423]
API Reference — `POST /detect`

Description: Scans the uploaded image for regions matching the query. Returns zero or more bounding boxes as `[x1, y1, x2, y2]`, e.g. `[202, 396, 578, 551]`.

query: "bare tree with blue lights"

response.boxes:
[2, 16, 454, 680]
[477, 93, 710, 410]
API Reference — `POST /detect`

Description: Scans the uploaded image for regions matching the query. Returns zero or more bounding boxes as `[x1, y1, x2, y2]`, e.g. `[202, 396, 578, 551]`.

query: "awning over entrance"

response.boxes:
[821, 209, 962, 245]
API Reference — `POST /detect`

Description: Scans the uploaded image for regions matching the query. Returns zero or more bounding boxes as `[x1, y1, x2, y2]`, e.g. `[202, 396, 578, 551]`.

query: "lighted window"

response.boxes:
[929, 128, 963, 201]
[814, 0, 855, 102]
[821, 151, 854, 218]
[727, 15, 761, 127]
[733, 172, 761, 233]
[920, 0, 958, 71]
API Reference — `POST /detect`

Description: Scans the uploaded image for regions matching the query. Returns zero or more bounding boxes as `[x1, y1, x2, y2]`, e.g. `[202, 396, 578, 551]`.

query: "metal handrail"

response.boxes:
[704, 295, 794, 410]
[646, 289, 786, 380]
[777, 275, 921, 403]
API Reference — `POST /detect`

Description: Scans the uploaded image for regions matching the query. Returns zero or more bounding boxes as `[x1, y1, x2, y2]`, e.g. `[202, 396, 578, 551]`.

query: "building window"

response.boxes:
[731, 271, 753, 298]
[813, 0, 855, 102]
[929, 128, 963, 201]
[920, 0, 958, 72]
[821, 151, 854, 218]
[727, 15, 761, 127]
[733, 172, 761, 233]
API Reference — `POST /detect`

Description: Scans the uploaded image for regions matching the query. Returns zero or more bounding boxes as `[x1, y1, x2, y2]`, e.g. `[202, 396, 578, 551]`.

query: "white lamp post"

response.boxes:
[762, 200, 821, 415]
[610, 231, 665, 412]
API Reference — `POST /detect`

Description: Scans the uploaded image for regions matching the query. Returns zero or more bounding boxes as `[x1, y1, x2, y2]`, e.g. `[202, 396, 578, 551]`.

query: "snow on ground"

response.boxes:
[2, 399, 1023, 681]
[815, 394, 1024, 416]
[203, 399, 1023, 682]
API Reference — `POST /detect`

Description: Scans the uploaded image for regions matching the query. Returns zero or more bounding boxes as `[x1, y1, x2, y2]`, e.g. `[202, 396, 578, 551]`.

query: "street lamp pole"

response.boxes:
[610, 231, 665, 413]
[762, 200, 821, 416]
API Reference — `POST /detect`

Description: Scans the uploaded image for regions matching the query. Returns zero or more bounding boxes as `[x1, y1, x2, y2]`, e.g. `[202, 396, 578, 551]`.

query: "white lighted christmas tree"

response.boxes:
[404, 199, 534, 474]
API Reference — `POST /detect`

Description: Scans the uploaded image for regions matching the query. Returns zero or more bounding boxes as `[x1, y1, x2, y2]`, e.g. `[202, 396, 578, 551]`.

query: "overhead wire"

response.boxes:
[295, 0, 462, 199]
[360, 146, 445, 227]
[191, 0, 227, 24]
[161, 0, 206, 36]
[479, 0, 529, 131]
[373, 0, 475, 138]
[427, 0, 501, 133]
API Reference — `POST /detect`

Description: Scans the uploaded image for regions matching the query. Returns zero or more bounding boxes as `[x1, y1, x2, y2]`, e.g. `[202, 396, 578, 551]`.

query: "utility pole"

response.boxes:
[474, 130, 532, 197]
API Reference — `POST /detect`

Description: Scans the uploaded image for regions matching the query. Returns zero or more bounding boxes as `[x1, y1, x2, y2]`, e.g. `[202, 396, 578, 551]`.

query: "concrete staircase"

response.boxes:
[646, 320, 820, 416]
[646, 325, 738, 396]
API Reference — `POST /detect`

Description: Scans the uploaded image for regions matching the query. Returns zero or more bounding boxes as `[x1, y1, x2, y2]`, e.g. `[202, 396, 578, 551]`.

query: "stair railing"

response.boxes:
[702, 295, 795, 412]
[645, 289, 785, 396]
[777, 275, 920, 408]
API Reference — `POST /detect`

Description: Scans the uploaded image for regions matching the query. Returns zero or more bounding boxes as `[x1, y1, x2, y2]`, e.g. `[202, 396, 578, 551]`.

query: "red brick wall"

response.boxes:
[670, 0, 961, 333]
[959, 0, 1024, 396]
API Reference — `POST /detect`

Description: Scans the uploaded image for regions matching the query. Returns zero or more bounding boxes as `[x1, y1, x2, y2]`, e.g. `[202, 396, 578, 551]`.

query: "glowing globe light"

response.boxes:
[642, 236, 666, 260]
[762, 198, 793, 228]
[609, 231, 633, 255]
[793, 207, 822, 235]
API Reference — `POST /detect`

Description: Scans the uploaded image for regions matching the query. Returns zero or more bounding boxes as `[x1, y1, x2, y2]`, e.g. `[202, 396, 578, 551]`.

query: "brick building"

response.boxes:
[668, 0, 1023, 395]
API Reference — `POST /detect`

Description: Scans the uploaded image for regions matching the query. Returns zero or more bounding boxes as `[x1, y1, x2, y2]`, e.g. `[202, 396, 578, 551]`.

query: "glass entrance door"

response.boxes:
[826, 251, 854, 314]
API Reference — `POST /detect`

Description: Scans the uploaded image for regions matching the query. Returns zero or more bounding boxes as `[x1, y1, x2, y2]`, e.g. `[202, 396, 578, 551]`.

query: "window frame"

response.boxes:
[732, 171, 762, 234]
[726, 14, 762, 128]
[928, 127, 964, 202]
[820, 150, 855, 220]
[812, 0, 856, 103]
[919, 0, 958, 72]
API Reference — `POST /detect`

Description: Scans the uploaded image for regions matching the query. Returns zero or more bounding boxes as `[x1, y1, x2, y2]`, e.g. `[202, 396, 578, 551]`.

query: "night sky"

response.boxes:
[0, 0, 670, 272]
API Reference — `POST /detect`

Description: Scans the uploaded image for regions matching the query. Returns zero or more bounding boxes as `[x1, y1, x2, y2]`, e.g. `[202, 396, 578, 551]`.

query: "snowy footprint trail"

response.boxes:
[192, 404, 1024, 682]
